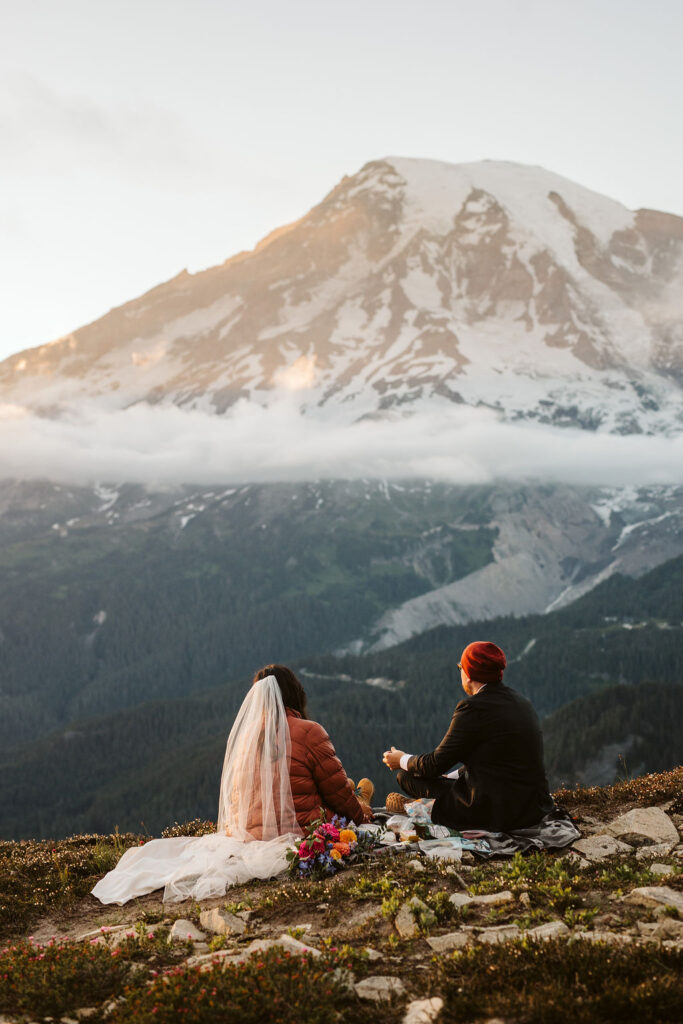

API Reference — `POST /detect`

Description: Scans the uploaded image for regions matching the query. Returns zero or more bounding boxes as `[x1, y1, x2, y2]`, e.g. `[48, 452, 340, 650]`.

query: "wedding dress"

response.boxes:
[92, 676, 303, 905]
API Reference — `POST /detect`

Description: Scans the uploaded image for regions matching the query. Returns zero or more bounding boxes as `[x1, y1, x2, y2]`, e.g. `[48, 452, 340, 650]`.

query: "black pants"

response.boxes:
[396, 769, 455, 802]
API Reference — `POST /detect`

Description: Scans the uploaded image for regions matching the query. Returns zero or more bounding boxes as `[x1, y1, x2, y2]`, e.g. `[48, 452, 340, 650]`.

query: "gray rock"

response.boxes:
[472, 890, 514, 907]
[184, 948, 240, 970]
[605, 807, 679, 846]
[244, 933, 321, 959]
[518, 891, 531, 908]
[449, 892, 474, 909]
[364, 947, 384, 961]
[468, 924, 521, 944]
[168, 919, 206, 943]
[402, 997, 444, 1023]
[332, 967, 356, 994]
[637, 917, 683, 940]
[76, 924, 136, 943]
[344, 904, 382, 930]
[572, 834, 632, 861]
[635, 842, 678, 860]
[426, 930, 469, 952]
[355, 975, 406, 1002]
[408, 858, 426, 872]
[449, 889, 513, 910]
[199, 907, 247, 936]
[649, 863, 674, 876]
[572, 931, 633, 945]
[395, 897, 436, 938]
[625, 886, 683, 914]
[524, 920, 570, 941]
[563, 851, 591, 869]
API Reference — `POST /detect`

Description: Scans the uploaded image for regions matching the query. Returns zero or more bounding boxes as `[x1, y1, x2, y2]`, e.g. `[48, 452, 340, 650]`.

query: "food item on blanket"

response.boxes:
[386, 792, 408, 814]
[399, 829, 420, 842]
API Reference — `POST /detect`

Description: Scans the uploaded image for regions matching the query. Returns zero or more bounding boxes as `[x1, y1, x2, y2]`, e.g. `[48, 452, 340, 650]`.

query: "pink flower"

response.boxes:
[298, 835, 325, 859]
[318, 823, 340, 842]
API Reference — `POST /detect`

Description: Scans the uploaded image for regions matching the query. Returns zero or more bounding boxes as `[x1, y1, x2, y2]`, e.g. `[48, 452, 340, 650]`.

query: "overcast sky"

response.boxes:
[2, 0, 682, 363]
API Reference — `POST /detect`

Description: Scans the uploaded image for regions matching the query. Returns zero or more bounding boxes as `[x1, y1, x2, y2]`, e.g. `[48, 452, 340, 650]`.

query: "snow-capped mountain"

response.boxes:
[2, 158, 682, 434]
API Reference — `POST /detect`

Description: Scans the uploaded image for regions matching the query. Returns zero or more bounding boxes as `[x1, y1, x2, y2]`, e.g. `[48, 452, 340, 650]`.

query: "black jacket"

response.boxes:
[407, 683, 553, 831]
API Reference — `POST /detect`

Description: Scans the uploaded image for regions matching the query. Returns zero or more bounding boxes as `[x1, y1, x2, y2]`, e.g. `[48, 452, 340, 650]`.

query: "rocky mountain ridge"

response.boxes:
[1, 157, 682, 435]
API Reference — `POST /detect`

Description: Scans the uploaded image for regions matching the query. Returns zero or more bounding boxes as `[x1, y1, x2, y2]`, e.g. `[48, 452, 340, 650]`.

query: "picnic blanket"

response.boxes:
[360, 800, 580, 861]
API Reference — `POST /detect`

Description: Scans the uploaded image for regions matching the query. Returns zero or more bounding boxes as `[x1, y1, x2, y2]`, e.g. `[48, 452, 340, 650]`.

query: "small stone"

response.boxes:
[395, 897, 436, 938]
[461, 851, 476, 864]
[449, 892, 474, 909]
[73, 1011, 97, 1021]
[635, 842, 678, 860]
[245, 933, 321, 959]
[76, 924, 135, 943]
[518, 891, 531, 908]
[625, 886, 683, 914]
[572, 835, 633, 861]
[168, 919, 206, 943]
[649, 863, 674, 877]
[469, 924, 521, 944]
[199, 907, 247, 936]
[563, 851, 590, 870]
[408, 858, 426, 872]
[402, 996, 444, 1023]
[472, 890, 514, 907]
[184, 948, 240, 970]
[524, 920, 570, 941]
[572, 931, 633, 945]
[426, 931, 469, 952]
[332, 967, 356, 993]
[364, 947, 384, 961]
[355, 975, 406, 1002]
[344, 904, 382, 930]
[605, 807, 679, 847]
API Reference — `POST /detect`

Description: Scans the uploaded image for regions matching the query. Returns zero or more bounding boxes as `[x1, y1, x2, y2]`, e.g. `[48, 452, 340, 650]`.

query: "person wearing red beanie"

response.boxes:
[382, 640, 554, 831]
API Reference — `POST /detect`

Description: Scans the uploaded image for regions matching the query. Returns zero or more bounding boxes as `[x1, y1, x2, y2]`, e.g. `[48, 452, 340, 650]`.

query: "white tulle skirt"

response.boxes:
[91, 832, 300, 905]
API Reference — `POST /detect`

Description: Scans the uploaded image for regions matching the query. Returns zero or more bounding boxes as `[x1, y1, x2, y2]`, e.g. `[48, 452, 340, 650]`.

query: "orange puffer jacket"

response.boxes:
[287, 709, 369, 829]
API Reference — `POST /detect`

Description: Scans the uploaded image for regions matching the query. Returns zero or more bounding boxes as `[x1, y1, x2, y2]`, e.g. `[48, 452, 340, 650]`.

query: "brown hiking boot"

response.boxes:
[385, 792, 408, 814]
[357, 778, 375, 804]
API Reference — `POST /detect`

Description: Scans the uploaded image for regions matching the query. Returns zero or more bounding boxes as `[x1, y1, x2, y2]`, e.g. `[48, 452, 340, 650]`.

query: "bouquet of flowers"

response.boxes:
[287, 814, 379, 878]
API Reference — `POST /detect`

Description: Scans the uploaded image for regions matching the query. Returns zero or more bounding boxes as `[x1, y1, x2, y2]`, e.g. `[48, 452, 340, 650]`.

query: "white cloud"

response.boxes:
[1, 400, 681, 487]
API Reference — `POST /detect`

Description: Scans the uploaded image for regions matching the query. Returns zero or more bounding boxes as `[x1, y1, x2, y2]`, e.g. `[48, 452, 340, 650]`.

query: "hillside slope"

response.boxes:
[1, 770, 681, 1024]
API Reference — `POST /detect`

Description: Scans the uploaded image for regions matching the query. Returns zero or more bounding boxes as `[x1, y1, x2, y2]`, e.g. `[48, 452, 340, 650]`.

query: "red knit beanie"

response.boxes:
[460, 641, 507, 684]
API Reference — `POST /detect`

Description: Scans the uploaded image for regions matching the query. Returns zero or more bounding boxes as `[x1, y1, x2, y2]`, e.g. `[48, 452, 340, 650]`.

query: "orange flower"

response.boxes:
[332, 842, 351, 856]
[339, 828, 356, 844]
[330, 848, 343, 860]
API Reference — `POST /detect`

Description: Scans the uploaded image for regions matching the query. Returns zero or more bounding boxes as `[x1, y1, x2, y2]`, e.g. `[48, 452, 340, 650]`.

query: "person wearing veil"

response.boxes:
[92, 665, 372, 905]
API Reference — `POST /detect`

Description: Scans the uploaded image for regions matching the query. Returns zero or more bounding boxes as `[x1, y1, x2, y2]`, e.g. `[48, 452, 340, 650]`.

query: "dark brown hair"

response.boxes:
[253, 664, 308, 719]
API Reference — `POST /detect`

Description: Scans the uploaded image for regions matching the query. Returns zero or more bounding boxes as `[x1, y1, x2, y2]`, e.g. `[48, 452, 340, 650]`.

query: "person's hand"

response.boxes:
[383, 746, 405, 771]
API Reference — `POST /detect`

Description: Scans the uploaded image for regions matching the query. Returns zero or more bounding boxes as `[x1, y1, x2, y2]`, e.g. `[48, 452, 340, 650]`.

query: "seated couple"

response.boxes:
[92, 644, 553, 905]
[228, 646, 553, 838]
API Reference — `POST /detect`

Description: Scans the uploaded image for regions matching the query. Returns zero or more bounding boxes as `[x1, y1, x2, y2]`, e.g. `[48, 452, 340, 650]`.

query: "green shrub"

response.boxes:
[0, 938, 131, 1018]
[437, 938, 683, 1023]
[161, 819, 216, 838]
[107, 948, 364, 1024]
[0, 833, 144, 939]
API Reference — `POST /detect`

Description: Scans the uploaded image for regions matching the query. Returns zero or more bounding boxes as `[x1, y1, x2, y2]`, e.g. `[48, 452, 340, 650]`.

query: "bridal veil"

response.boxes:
[92, 675, 302, 905]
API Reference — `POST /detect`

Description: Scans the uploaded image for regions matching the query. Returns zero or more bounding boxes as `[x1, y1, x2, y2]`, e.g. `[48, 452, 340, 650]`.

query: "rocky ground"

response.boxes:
[1, 769, 682, 1023]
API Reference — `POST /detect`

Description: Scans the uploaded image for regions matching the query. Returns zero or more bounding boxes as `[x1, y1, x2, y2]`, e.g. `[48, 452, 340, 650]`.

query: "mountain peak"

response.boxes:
[1, 157, 681, 435]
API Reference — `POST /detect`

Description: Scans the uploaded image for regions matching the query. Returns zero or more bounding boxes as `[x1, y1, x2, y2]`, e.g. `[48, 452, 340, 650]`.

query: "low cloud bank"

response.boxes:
[1, 400, 681, 487]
